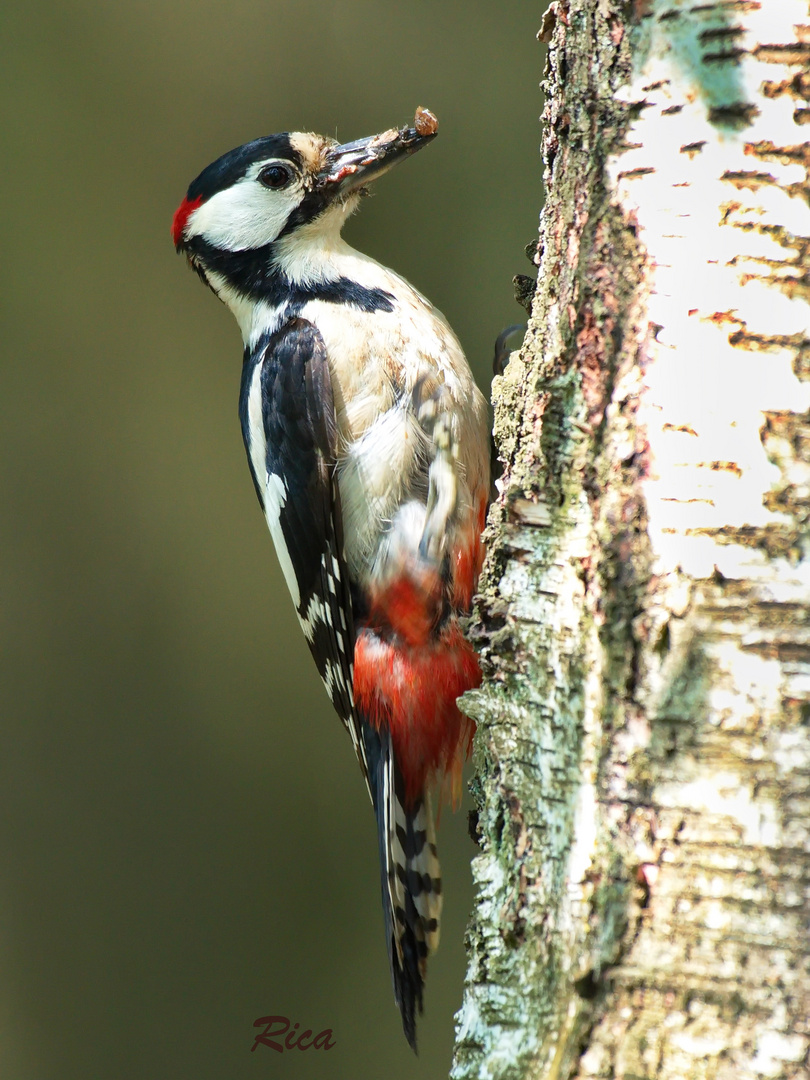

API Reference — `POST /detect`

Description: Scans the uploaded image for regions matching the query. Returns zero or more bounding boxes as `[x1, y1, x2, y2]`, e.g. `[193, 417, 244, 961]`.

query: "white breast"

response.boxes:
[238, 236, 490, 592]
[299, 275, 488, 587]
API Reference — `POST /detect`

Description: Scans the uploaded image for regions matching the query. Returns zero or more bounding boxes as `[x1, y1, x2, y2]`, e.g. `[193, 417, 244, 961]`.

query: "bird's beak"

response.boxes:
[319, 112, 438, 196]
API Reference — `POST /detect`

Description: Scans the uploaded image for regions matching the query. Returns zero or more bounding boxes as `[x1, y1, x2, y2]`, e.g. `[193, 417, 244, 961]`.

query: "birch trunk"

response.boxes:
[451, 3, 810, 1078]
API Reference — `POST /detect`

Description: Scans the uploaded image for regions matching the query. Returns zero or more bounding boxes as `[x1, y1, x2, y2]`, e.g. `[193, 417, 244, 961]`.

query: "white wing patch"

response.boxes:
[264, 472, 301, 608]
[245, 361, 302, 608]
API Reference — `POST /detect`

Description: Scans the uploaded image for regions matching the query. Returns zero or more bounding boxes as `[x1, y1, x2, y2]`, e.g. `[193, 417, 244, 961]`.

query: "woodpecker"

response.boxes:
[172, 111, 489, 1050]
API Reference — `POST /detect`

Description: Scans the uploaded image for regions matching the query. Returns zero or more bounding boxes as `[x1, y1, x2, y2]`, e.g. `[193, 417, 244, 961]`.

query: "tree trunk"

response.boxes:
[451, 2, 810, 1078]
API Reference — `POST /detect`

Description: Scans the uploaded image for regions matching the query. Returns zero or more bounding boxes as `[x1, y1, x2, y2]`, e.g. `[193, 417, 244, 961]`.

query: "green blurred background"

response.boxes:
[0, 3, 542, 1077]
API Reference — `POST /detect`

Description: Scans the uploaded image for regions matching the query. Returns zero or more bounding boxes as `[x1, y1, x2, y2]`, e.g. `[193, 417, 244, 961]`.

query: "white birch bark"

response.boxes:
[451, 2, 810, 1078]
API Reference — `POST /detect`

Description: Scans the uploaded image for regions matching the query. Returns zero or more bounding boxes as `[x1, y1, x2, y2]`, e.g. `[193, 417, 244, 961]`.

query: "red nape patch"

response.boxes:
[171, 194, 203, 247]
[354, 623, 481, 806]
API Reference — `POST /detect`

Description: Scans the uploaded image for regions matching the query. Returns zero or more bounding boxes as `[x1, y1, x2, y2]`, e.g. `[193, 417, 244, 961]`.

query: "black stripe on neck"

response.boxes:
[188, 238, 395, 314]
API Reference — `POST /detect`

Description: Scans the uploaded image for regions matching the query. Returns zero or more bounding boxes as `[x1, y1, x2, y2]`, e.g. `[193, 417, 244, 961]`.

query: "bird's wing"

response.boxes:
[246, 317, 369, 785]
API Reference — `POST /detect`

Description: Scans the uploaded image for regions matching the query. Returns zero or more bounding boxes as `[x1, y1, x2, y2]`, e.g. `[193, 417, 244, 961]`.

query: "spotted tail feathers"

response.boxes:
[362, 721, 442, 1051]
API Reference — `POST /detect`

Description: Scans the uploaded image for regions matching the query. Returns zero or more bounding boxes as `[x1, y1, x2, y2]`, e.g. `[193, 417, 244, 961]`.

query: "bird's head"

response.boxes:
[172, 114, 437, 301]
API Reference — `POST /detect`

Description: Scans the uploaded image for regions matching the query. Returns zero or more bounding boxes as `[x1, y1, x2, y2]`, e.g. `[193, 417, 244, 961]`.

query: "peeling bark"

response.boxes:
[451, 2, 810, 1078]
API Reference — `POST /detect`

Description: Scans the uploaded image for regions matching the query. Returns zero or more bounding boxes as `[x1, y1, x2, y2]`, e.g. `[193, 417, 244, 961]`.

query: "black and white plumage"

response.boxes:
[238, 317, 367, 775]
[173, 116, 489, 1050]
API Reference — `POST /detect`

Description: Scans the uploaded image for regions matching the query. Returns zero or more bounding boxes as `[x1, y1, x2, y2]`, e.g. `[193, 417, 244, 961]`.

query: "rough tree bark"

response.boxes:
[451, 2, 810, 1078]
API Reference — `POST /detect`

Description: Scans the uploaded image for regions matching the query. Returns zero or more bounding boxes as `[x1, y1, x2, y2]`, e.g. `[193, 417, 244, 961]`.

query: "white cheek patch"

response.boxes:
[187, 177, 301, 251]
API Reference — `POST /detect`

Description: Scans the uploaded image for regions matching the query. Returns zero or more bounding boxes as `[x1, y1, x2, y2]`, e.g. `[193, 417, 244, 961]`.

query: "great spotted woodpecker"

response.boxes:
[172, 112, 489, 1049]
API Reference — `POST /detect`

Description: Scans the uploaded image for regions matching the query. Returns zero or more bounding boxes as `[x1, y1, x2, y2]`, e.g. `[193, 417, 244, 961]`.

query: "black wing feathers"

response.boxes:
[260, 323, 325, 600]
[254, 318, 366, 779]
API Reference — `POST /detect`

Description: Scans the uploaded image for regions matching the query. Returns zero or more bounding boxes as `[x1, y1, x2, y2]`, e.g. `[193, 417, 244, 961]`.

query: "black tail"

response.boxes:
[362, 721, 442, 1052]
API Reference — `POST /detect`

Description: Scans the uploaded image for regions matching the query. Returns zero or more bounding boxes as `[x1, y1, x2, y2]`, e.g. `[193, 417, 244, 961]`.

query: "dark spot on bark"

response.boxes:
[754, 43, 810, 65]
[468, 809, 481, 846]
[680, 141, 707, 157]
[636, 866, 652, 909]
[654, 620, 671, 657]
[616, 166, 656, 180]
[627, 99, 655, 121]
[762, 72, 810, 102]
[699, 24, 744, 43]
[708, 102, 760, 129]
[721, 168, 777, 189]
[513, 274, 536, 313]
[493, 804, 505, 849]
[574, 971, 600, 1000]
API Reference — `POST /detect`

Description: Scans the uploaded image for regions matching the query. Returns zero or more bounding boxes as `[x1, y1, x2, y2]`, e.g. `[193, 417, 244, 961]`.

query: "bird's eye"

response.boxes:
[258, 164, 294, 190]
